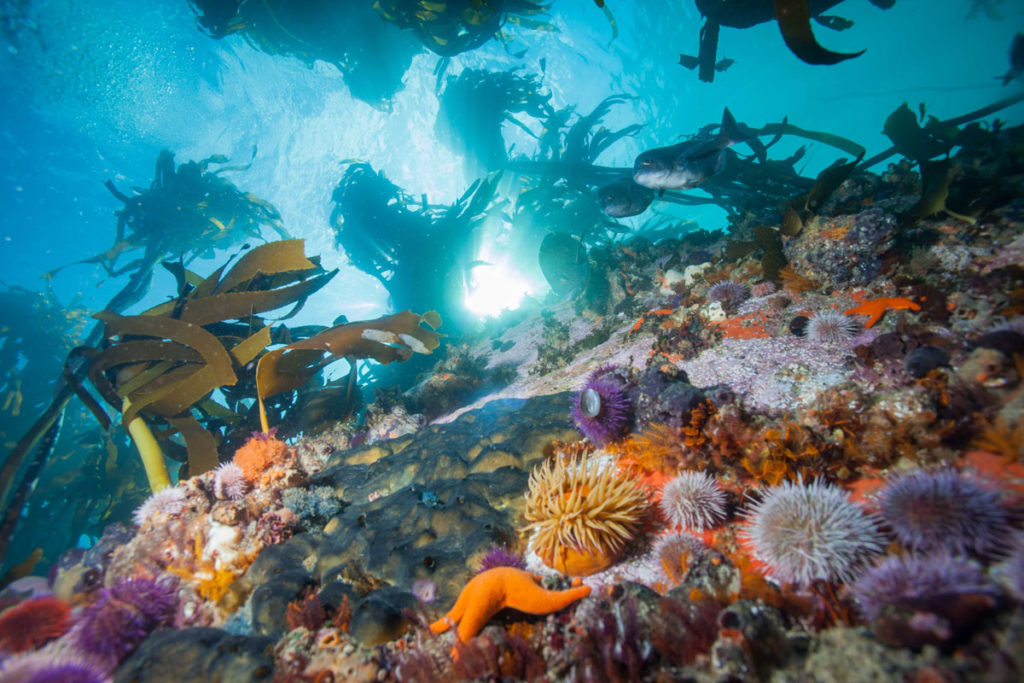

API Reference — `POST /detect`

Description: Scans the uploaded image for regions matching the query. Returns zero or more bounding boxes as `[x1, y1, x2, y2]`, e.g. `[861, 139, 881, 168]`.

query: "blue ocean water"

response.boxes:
[0, 0, 1020, 573]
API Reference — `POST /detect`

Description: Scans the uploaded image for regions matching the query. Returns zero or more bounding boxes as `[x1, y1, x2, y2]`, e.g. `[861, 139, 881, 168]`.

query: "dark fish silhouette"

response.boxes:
[597, 178, 655, 218]
[813, 15, 854, 31]
[680, 54, 735, 73]
[633, 108, 747, 191]
[1001, 33, 1024, 85]
[539, 232, 589, 298]
[679, 53, 701, 69]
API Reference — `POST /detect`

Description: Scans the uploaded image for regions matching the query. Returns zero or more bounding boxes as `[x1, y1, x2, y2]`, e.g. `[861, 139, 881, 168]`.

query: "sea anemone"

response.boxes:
[850, 553, 999, 649]
[0, 596, 72, 653]
[477, 545, 527, 573]
[523, 454, 650, 575]
[233, 430, 292, 483]
[213, 462, 249, 500]
[651, 532, 707, 587]
[570, 366, 632, 446]
[659, 471, 727, 532]
[875, 467, 1012, 556]
[750, 282, 776, 298]
[741, 478, 884, 586]
[131, 486, 187, 527]
[74, 576, 178, 670]
[805, 310, 860, 344]
[707, 281, 749, 310]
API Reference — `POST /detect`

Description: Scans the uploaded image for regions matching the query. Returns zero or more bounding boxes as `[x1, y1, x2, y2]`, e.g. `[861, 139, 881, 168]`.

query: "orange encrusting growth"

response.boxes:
[233, 432, 292, 483]
[709, 310, 772, 339]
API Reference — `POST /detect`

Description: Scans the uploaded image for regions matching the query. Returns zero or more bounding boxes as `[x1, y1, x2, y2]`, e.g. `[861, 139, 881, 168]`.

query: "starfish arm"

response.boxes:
[430, 582, 476, 634]
[506, 582, 591, 614]
[455, 604, 500, 644]
[865, 310, 884, 328]
[429, 616, 453, 634]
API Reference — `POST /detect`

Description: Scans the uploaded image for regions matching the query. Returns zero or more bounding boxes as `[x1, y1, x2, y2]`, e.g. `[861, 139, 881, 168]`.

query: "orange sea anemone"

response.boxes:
[523, 454, 650, 576]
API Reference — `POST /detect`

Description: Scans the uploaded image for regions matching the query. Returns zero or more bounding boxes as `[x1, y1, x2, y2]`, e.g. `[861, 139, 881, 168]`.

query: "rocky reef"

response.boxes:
[3, 161, 1024, 682]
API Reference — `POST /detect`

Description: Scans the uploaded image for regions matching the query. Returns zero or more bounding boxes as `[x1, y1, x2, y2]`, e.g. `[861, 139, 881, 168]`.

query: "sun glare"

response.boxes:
[464, 260, 532, 317]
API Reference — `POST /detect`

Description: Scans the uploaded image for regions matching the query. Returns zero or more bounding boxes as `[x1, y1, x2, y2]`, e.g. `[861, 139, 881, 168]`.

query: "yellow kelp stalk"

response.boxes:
[123, 397, 170, 492]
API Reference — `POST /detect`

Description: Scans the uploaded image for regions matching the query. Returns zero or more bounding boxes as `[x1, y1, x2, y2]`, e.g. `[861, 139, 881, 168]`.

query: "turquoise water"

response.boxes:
[0, 0, 1021, 573]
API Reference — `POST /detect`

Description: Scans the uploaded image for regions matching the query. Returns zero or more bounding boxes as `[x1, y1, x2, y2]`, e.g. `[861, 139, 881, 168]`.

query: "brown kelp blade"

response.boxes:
[256, 310, 443, 431]
[774, 0, 864, 65]
[805, 155, 863, 213]
[143, 240, 337, 326]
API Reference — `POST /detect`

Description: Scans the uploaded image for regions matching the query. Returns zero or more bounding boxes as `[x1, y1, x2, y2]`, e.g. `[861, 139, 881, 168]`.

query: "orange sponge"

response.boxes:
[232, 432, 291, 483]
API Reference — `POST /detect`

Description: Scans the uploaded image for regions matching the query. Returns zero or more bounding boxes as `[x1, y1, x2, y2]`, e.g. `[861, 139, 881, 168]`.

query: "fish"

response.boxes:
[1001, 33, 1024, 85]
[679, 53, 701, 70]
[633, 108, 747, 191]
[597, 177, 655, 218]
[538, 232, 589, 298]
[813, 15, 854, 31]
[678, 53, 732, 74]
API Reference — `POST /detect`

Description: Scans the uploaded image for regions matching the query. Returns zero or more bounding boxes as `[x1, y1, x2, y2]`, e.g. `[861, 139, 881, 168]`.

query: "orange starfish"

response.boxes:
[430, 567, 590, 651]
[844, 296, 920, 328]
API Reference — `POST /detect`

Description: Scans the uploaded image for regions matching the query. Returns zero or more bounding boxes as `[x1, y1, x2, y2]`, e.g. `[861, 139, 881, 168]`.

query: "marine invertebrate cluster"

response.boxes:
[741, 478, 884, 586]
[875, 467, 1012, 556]
[569, 366, 633, 446]
[523, 454, 650, 575]
[659, 470, 727, 531]
[0, 595, 71, 653]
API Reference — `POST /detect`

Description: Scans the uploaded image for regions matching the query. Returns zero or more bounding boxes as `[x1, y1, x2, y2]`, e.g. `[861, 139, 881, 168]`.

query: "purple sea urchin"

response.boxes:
[1003, 533, 1024, 600]
[851, 553, 997, 623]
[850, 553, 999, 649]
[0, 653, 108, 683]
[741, 478, 884, 586]
[74, 576, 178, 670]
[131, 486, 187, 527]
[659, 471, 727, 531]
[478, 545, 527, 573]
[876, 467, 1012, 556]
[213, 462, 249, 500]
[707, 281, 749, 310]
[570, 366, 632, 446]
[805, 310, 860, 344]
